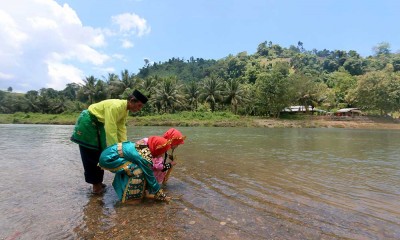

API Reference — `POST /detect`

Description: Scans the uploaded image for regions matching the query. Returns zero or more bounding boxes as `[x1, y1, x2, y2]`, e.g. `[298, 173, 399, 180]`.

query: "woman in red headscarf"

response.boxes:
[135, 133, 175, 185]
[99, 136, 171, 203]
[163, 128, 186, 149]
[161, 128, 186, 184]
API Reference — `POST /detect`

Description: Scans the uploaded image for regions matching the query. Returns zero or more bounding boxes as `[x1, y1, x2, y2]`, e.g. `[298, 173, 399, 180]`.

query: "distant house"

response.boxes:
[282, 106, 326, 115]
[334, 108, 362, 117]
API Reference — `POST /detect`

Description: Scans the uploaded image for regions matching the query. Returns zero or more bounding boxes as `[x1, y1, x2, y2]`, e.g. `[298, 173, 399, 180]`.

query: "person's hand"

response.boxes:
[171, 161, 177, 166]
[164, 196, 171, 202]
[154, 189, 169, 202]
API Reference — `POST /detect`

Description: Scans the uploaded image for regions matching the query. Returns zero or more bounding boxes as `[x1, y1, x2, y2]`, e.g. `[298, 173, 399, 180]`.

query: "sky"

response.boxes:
[1, 0, 399, 93]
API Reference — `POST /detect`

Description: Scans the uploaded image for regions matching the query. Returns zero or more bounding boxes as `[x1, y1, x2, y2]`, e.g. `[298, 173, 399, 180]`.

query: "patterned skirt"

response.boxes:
[121, 163, 146, 203]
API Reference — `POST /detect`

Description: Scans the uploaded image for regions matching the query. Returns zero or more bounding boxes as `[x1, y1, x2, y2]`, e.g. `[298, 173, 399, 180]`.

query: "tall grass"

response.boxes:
[131, 111, 253, 127]
[0, 111, 254, 127]
[0, 112, 79, 124]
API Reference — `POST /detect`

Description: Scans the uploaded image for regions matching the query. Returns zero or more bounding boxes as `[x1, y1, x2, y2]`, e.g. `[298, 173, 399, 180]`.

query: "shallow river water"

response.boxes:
[0, 124, 399, 239]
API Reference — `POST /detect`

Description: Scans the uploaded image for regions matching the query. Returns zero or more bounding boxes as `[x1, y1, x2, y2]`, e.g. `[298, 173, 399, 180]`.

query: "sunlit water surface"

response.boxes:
[0, 125, 399, 239]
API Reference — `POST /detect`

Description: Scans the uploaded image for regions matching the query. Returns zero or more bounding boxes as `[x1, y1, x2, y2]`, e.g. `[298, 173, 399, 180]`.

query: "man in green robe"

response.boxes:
[71, 90, 148, 194]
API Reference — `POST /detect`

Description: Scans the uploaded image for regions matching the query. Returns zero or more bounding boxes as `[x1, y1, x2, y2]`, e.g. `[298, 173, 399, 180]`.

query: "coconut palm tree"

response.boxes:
[152, 77, 185, 113]
[25, 90, 41, 112]
[224, 78, 247, 114]
[108, 69, 141, 98]
[104, 73, 120, 98]
[185, 81, 200, 111]
[82, 75, 97, 104]
[141, 75, 159, 98]
[200, 76, 223, 112]
[93, 80, 108, 102]
[62, 83, 80, 101]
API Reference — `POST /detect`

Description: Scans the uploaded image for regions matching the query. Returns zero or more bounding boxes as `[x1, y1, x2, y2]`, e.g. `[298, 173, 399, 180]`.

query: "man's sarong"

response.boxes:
[71, 110, 106, 150]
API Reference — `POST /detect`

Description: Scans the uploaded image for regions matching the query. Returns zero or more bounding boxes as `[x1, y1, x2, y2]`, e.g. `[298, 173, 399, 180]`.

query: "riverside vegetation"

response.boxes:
[1, 112, 399, 129]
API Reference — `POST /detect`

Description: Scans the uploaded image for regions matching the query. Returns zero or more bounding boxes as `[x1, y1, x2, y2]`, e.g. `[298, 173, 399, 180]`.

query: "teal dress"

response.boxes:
[99, 141, 161, 203]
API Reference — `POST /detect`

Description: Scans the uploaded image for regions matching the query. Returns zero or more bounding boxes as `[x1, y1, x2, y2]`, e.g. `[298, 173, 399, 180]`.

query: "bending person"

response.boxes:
[161, 128, 186, 184]
[99, 136, 171, 203]
[136, 136, 176, 185]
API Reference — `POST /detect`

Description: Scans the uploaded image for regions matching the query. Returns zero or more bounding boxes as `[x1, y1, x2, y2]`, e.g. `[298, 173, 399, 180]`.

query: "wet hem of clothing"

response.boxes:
[70, 137, 99, 150]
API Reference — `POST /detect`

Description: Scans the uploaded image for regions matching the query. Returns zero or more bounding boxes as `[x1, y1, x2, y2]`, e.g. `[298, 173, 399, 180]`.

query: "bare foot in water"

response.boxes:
[125, 199, 142, 205]
[92, 183, 106, 194]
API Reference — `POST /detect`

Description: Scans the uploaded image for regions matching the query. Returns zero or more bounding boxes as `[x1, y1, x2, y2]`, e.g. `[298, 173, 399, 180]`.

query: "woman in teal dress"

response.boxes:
[99, 136, 171, 203]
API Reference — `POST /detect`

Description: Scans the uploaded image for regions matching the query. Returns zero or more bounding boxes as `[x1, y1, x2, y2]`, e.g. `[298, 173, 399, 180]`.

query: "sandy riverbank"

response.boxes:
[253, 117, 400, 129]
[1, 113, 399, 129]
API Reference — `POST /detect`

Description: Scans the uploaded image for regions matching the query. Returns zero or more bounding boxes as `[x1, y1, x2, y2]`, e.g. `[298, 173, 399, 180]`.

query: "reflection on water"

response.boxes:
[0, 125, 399, 239]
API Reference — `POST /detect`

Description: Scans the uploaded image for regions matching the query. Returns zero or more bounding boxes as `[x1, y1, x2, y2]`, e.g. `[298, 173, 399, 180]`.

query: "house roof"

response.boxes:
[282, 106, 311, 112]
[336, 108, 361, 113]
[282, 106, 326, 112]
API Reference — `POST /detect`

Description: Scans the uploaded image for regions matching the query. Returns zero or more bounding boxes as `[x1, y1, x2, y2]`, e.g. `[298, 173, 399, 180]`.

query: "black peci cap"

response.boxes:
[132, 89, 148, 104]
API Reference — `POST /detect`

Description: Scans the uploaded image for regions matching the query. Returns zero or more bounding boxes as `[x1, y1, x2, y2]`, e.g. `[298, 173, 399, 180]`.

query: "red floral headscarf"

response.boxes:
[148, 136, 171, 157]
[163, 128, 186, 147]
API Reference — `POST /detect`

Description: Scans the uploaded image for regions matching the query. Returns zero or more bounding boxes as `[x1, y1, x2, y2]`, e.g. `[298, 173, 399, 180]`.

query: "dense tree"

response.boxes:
[255, 64, 292, 117]
[36, 89, 52, 113]
[290, 53, 321, 73]
[243, 61, 260, 84]
[62, 83, 80, 101]
[373, 42, 391, 56]
[256, 41, 269, 56]
[268, 44, 284, 58]
[1, 91, 29, 113]
[392, 56, 400, 72]
[343, 57, 364, 75]
[353, 69, 400, 115]
[297, 41, 304, 52]
[325, 69, 357, 108]
[224, 55, 247, 80]
[290, 72, 328, 112]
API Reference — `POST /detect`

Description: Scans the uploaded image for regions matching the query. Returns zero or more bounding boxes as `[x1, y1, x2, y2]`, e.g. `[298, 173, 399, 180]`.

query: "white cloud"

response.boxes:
[122, 39, 134, 48]
[28, 16, 58, 30]
[0, 0, 145, 92]
[112, 13, 151, 37]
[0, 10, 29, 52]
[93, 67, 116, 76]
[48, 45, 110, 66]
[112, 54, 128, 62]
[47, 62, 84, 89]
[0, 72, 14, 80]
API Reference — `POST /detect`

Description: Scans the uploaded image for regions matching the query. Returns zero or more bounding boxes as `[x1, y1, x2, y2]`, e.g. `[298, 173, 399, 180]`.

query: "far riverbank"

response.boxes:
[0, 112, 399, 129]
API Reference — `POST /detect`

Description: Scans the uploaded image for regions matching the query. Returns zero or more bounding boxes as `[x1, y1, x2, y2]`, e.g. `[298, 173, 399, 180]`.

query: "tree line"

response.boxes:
[1, 41, 400, 117]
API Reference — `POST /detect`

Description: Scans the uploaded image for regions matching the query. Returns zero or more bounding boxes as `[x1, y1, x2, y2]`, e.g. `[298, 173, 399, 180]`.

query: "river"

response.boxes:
[0, 125, 399, 239]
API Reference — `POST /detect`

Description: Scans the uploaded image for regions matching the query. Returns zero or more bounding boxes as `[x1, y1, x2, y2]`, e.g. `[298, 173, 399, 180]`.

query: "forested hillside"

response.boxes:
[1, 41, 399, 117]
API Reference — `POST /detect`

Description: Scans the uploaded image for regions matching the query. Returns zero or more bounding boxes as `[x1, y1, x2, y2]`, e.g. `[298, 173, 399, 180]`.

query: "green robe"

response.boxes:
[70, 110, 106, 150]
